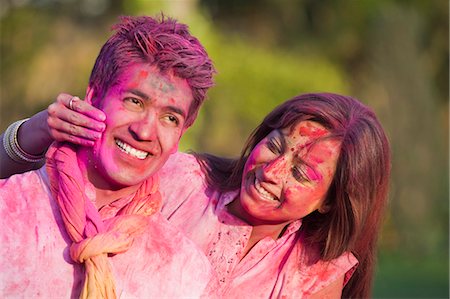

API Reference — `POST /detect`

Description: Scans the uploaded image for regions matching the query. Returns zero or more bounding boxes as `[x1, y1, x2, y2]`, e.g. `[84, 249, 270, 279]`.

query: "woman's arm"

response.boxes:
[0, 93, 106, 178]
[0, 110, 52, 178]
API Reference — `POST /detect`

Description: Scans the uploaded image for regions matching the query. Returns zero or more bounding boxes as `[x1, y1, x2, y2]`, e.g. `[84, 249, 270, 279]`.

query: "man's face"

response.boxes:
[87, 63, 193, 189]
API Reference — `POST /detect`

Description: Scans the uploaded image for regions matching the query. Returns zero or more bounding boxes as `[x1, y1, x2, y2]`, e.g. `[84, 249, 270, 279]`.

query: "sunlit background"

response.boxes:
[0, 0, 448, 297]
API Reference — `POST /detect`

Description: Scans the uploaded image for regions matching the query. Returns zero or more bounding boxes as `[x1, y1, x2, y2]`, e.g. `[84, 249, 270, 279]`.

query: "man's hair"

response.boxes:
[89, 15, 215, 126]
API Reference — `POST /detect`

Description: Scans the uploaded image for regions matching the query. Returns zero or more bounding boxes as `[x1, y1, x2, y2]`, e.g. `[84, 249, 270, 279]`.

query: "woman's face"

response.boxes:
[238, 121, 341, 226]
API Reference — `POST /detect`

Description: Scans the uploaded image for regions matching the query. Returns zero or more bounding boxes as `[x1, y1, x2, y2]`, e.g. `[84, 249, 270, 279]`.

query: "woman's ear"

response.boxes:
[318, 202, 331, 214]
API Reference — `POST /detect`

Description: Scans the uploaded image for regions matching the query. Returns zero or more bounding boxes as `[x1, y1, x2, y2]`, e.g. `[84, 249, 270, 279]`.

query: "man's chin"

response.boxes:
[108, 172, 153, 188]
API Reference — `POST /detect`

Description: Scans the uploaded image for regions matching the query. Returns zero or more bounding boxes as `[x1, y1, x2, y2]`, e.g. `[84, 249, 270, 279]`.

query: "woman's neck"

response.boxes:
[227, 196, 291, 259]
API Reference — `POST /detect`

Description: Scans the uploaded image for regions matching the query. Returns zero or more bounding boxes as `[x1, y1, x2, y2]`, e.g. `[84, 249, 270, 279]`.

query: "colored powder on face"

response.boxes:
[138, 70, 149, 80]
[306, 168, 322, 181]
[298, 123, 328, 138]
[268, 158, 288, 177]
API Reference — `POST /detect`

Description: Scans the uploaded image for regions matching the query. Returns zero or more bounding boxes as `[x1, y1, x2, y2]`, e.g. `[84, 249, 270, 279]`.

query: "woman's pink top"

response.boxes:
[159, 152, 358, 298]
[0, 167, 216, 298]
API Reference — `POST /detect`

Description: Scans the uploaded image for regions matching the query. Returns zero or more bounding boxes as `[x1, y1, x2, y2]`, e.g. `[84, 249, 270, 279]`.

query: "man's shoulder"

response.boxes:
[160, 151, 201, 173]
[0, 167, 52, 216]
[158, 152, 209, 214]
[0, 167, 48, 191]
[159, 151, 206, 183]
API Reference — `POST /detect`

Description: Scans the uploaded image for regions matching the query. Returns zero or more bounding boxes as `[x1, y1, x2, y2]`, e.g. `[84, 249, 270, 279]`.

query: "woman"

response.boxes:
[1, 92, 391, 298]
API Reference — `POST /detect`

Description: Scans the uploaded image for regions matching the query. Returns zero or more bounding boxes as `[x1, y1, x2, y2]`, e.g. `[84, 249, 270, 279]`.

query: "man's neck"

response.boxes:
[77, 148, 140, 210]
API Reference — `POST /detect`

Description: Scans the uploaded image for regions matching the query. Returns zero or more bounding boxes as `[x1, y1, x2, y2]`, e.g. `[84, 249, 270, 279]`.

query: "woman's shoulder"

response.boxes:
[296, 250, 358, 296]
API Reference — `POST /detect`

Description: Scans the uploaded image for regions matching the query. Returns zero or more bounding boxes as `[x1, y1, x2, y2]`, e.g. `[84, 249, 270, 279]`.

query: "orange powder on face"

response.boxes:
[127, 70, 149, 89]
[139, 70, 149, 80]
[305, 167, 322, 181]
[298, 122, 328, 138]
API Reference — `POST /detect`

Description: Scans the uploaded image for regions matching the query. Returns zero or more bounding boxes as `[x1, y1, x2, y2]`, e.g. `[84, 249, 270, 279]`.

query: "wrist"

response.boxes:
[3, 118, 46, 163]
[19, 110, 53, 155]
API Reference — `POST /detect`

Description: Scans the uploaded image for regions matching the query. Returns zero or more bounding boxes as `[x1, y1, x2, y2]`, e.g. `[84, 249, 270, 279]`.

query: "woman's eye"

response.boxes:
[267, 137, 282, 154]
[292, 165, 311, 183]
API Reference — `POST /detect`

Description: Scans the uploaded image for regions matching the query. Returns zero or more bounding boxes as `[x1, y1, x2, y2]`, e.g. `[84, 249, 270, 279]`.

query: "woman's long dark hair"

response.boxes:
[194, 93, 391, 298]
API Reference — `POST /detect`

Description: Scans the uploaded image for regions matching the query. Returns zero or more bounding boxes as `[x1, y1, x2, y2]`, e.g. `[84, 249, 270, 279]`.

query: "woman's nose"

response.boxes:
[261, 155, 288, 183]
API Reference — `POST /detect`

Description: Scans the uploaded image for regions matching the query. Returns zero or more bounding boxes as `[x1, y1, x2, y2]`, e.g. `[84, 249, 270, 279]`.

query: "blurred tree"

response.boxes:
[0, 0, 448, 297]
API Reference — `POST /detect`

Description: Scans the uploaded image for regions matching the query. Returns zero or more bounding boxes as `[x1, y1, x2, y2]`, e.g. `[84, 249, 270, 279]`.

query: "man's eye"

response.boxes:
[124, 97, 143, 109]
[267, 137, 282, 154]
[292, 165, 311, 183]
[163, 114, 180, 126]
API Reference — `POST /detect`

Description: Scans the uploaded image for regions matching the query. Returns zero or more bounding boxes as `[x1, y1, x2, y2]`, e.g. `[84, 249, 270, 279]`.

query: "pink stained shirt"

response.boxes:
[0, 167, 217, 298]
[158, 152, 358, 298]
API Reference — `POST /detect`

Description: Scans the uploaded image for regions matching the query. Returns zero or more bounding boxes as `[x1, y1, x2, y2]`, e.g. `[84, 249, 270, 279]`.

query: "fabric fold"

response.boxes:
[46, 143, 162, 299]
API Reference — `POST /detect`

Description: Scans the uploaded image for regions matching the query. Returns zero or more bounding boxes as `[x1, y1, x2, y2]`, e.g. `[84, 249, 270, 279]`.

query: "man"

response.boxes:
[0, 15, 217, 298]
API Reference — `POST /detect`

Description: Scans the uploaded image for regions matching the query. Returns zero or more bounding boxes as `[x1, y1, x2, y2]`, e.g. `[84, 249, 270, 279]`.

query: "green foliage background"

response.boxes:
[0, 0, 448, 297]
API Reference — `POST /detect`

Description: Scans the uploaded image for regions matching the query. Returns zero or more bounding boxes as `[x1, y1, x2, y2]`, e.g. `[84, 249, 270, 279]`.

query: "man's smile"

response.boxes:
[115, 138, 150, 160]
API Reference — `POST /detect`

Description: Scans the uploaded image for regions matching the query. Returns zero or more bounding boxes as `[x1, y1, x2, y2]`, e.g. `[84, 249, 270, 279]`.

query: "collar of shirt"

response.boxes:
[216, 190, 303, 240]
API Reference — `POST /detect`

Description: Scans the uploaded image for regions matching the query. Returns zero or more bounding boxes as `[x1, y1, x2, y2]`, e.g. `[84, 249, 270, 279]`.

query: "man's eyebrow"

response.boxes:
[126, 89, 150, 101]
[166, 106, 187, 118]
[125, 88, 187, 118]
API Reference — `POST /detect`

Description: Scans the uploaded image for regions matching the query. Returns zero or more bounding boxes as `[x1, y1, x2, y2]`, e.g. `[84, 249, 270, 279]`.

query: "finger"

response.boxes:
[72, 99, 106, 122]
[55, 93, 106, 122]
[48, 117, 102, 141]
[49, 102, 105, 132]
[50, 129, 96, 147]
[63, 109, 105, 132]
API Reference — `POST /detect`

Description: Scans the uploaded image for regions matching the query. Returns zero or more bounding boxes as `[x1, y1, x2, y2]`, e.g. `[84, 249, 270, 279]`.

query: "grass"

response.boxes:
[373, 253, 449, 298]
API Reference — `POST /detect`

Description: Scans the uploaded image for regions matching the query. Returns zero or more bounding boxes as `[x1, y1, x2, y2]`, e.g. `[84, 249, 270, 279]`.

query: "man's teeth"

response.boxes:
[254, 178, 277, 201]
[115, 139, 149, 160]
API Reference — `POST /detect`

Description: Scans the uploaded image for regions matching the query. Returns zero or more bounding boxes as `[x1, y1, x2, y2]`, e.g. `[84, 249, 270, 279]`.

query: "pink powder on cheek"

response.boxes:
[306, 168, 322, 181]
[309, 156, 324, 163]
[284, 186, 318, 216]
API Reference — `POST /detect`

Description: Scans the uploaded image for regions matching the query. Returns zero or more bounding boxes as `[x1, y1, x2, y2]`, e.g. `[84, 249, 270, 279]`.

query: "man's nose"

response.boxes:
[261, 155, 288, 184]
[129, 113, 158, 141]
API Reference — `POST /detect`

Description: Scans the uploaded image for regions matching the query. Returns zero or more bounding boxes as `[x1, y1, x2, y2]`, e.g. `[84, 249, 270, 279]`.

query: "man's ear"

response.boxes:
[85, 86, 95, 105]
[170, 143, 179, 155]
[169, 126, 189, 154]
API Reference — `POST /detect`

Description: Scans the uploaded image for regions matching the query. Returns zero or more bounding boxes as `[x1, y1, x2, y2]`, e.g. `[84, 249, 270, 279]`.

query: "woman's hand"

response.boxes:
[47, 93, 106, 146]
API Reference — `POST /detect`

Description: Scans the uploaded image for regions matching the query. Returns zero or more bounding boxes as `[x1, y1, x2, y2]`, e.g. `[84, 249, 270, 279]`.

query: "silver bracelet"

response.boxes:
[3, 118, 45, 163]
